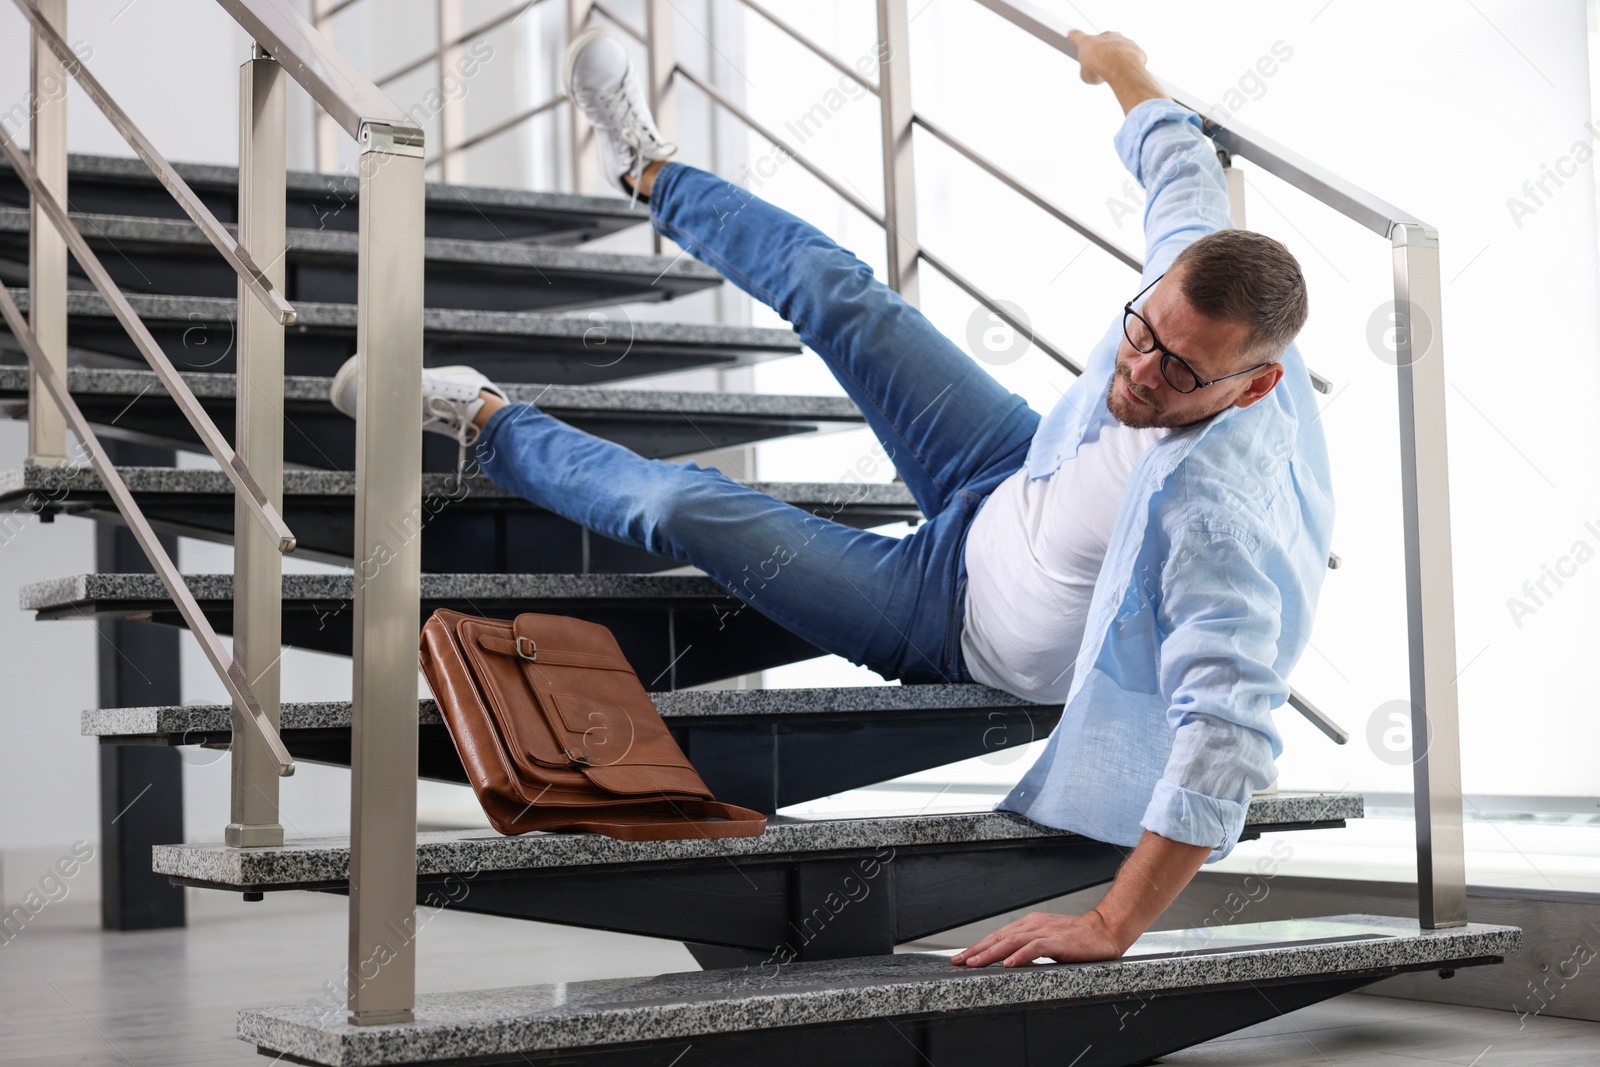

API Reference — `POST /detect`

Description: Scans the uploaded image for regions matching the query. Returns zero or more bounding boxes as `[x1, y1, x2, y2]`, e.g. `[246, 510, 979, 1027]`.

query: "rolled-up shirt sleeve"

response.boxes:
[1114, 97, 1234, 280]
[1142, 521, 1286, 859]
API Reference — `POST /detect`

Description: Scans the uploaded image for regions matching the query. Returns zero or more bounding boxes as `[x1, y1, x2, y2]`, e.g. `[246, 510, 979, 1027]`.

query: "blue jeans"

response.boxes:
[476, 162, 1040, 684]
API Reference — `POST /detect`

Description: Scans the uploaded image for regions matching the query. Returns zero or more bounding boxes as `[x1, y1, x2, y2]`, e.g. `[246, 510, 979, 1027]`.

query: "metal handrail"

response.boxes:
[217, 0, 418, 142]
[971, 0, 1420, 237]
[0, 287, 295, 774]
[11, 1, 296, 327]
[0, 127, 296, 553]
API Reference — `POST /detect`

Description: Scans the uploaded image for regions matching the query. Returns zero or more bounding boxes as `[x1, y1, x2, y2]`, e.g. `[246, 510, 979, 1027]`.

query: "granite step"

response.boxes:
[22, 572, 833, 686]
[83, 684, 1052, 813]
[0, 290, 802, 384]
[153, 797, 1363, 964]
[0, 207, 721, 314]
[234, 915, 1517, 1067]
[2, 465, 918, 573]
[0, 367, 866, 472]
[0, 152, 649, 246]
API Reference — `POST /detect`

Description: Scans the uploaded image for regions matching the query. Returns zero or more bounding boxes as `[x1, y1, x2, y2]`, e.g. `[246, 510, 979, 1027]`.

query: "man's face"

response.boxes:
[1106, 271, 1283, 430]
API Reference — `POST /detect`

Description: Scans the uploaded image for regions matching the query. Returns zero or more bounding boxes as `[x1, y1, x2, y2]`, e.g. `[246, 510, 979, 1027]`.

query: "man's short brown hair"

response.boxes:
[1170, 230, 1308, 362]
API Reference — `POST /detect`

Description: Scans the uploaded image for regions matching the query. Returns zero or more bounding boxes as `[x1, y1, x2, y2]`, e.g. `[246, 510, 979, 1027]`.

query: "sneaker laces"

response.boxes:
[598, 80, 677, 207]
[425, 394, 480, 477]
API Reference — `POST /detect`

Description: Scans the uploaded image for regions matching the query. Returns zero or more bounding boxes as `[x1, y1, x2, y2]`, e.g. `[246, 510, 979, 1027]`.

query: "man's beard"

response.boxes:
[1106, 364, 1223, 430]
[1107, 364, 1171, 428]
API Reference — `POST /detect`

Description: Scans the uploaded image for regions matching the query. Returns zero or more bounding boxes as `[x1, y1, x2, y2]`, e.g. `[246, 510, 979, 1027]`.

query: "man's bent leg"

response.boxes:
[475, 403, 970, 682]
[650, 163, 1039, 514]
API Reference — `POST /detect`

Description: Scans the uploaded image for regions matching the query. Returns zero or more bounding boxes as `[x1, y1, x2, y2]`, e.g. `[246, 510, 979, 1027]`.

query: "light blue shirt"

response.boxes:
[996, 98, 1336, 861]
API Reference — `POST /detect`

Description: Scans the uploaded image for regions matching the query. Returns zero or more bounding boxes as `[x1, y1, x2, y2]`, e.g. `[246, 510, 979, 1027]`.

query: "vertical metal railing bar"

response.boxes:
[25, 0, 67, 464]
[645, 0, 676, 256]
[670, 65, 883, 224]
[876, 0, 918, 303]
[911, 111, 1140, 272]
[0, 284, 296, 774]
[0, 124, 297, 554]
[345, 122, 426, 1025]
[312, 0, 342, 173]
[13, 0, 297, 327]
[569, 0, 599, 194]
[1219, 150, 1248, 229]
[727, 0, 878, 93]
[436, 0, 467, 183]
[1393, 225, 1467, 928]
[228, 48, 291, 849]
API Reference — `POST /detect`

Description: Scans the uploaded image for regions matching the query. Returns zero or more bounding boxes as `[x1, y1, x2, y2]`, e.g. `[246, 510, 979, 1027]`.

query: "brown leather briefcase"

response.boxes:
[419, 609, 766, 840]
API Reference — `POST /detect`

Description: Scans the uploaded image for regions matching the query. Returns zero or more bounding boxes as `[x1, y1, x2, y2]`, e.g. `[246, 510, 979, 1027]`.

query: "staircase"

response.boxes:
[1, 0, 1516, 1064]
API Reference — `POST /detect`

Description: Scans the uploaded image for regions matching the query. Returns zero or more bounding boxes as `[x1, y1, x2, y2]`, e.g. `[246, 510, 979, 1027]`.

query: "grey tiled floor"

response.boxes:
[1, 889, 1592, 1066]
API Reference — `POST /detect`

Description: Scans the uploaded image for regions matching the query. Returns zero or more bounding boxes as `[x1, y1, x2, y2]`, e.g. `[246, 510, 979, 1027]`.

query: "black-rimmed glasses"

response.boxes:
[1123, 272, 1271, 393]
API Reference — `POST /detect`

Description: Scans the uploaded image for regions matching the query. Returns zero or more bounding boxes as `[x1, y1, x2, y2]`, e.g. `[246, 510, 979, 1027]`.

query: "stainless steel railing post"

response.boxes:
[875, 0, 919, 303]
[228, 47, 289, 849]
[26, 0, 68, 464]
[644, 0, 675, 254]
[312, 0, 343, 173]
[1392, 224, 1467, 929]
[1219, 150, 1247, 229]
[568, 0, 597, 194]
[346, 122, 426, 1025]
[436, 0, 467, 183]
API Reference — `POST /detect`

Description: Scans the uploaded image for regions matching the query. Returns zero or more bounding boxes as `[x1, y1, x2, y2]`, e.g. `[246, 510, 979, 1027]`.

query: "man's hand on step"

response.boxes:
[949, 908, 1127, 968]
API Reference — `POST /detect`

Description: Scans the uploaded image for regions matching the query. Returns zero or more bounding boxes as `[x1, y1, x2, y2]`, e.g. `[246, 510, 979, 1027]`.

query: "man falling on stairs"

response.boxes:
[331, 27, 1333, 968]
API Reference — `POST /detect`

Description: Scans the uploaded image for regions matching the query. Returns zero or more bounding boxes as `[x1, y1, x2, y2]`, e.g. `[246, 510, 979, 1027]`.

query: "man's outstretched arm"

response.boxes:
[951, 831, 1207, 966]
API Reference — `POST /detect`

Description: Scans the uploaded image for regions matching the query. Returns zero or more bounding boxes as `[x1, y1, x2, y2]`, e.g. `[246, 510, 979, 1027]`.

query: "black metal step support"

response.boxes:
[96, 440, 185, 931]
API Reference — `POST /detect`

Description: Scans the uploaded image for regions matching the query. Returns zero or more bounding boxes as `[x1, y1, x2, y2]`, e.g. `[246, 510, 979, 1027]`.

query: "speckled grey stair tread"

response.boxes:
[0, 465, 913, 506]
[89, 683, 1037, 729]
[0, 366, 859, 419]
[1, 290, 801, 350]
[16, 151, 650, 219]
[235, 916, 1519, 1066]
[83, 682, 1042, 735]
[0, 205, 719, 279]
[21, 571, 753, 611]
[152, 794, 1361, 885]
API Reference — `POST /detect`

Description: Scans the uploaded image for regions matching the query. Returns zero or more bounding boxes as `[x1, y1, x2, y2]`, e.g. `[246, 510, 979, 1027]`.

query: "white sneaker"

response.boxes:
[329, 355, 508, 472]
[564, 27, 676, 205]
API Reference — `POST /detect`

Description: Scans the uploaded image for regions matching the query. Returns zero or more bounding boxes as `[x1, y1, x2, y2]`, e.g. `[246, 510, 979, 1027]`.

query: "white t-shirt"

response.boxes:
[960, 413, 1171, 703]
